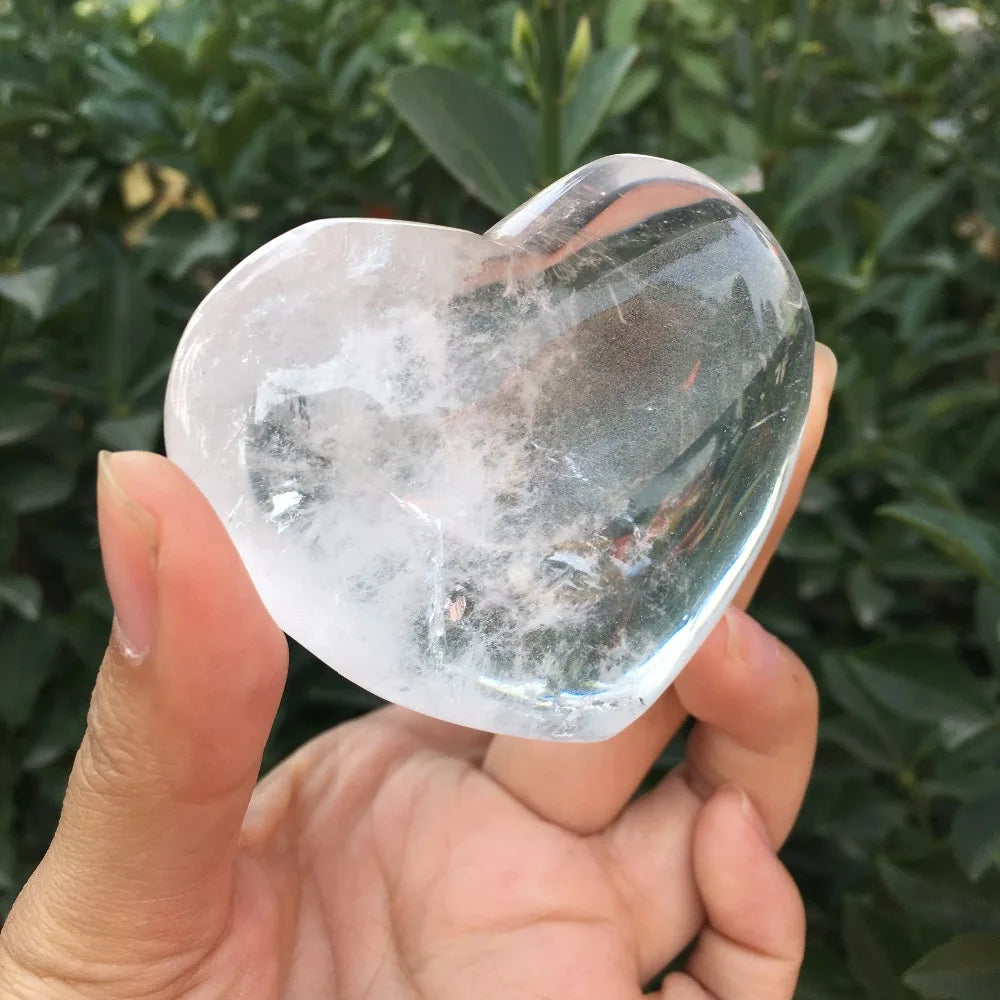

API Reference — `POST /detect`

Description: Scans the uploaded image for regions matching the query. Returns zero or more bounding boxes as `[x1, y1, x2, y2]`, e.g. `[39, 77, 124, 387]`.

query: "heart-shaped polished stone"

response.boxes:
[165, 154, 813, 741]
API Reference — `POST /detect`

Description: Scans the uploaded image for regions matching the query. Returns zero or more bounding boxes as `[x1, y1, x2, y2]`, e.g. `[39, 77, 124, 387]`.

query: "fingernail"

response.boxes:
[97, 451, 159, 659]
[737, 787, 774, 850]
[722, 606, 782, 671]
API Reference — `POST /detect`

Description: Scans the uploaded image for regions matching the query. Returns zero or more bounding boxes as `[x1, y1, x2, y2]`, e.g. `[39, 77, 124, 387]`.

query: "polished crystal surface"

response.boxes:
[165, 154, 814, 741]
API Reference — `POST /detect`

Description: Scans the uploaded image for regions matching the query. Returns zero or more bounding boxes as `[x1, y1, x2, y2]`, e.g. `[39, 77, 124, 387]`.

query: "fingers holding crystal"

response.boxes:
[598, 609, 817, 980]
[481, 689, 686, 834]
[673, 613, 818, 848]
[658, 786, 806, 1000]
[478, 343, 831, 832]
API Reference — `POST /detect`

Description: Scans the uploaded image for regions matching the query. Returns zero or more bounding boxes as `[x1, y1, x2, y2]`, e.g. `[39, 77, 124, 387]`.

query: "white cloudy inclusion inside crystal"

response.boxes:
[164, 154, 814, 741]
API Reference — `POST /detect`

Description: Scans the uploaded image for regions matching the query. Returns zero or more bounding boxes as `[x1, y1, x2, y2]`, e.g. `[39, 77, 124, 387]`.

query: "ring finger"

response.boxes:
[597, 607, 818, 981]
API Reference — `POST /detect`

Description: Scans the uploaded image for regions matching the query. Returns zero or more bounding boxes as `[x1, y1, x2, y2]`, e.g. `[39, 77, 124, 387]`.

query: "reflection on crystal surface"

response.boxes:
[165, 154, 814, 741]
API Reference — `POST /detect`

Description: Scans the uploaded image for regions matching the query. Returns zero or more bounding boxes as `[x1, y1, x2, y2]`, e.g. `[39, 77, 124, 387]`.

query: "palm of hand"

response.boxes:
[218, 712, 641, 999]
[202, 667, 808, 1000]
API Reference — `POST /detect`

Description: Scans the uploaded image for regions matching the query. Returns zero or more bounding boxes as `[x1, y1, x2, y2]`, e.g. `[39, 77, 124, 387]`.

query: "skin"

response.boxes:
[0, 345, 836, 1000]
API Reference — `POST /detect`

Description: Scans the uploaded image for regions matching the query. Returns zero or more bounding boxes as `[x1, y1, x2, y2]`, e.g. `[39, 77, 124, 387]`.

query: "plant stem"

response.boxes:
[535, 0, 565, 181]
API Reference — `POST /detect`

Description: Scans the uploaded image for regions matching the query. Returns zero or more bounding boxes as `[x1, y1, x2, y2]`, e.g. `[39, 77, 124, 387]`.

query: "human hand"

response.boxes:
[0, 345, 836, 1000]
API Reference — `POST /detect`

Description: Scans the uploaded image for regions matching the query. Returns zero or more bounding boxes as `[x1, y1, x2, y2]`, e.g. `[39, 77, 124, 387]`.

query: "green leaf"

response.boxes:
[0, 620, 59, 729]
[671, 0, 722, 30]
[722, 115, 760, 158]
[952, 794, 1000, 882]
[778, 517, 841, 561]
[0, 105, 72, 132]
[603, 0, 649, 47]
[846, 563, 894, 629]
[675, 48, 728, 95]
[103, 254, 151, 408]
[690, 154, 764, 194]
[15, 159, 95, 256]
[20, 658, 91, 771]
[904, 934, 1000, 1000]
[94, 411, 163, 452]
[667, 78, 715, 145]
[821, 653, 894, 737]
[879, 503, 1000, 589]
[820, 716, 900, 773]
[0, 388, 58, 447]
[973, 585, 1000, 674]
[167, 220, 237, 280]
[194, 9, 238, 73]
[607, 64, 660, 116]
[387, 65, 536, 215]
[137, 36, 196, 93]
[0, 266, 58, 321]
[0, 462, 75, 514]
[0, 500, 15, 564]
[780, 118, 891, 229]
[797, 940, 866, 999]
[199, 82, 271, 176]
[842, 897, 915, 1000]
[878, 859, 1000, 933]
[78, 94, 173, 141]
[0, 790, 15, 894]
[0, 574, 43, 621]
[875, 176, 951, 256]
[845, 639, 992, 741]
[561, 45, 638, 167]
[125, 357, 173, 405]
[230, 45, 311, 84]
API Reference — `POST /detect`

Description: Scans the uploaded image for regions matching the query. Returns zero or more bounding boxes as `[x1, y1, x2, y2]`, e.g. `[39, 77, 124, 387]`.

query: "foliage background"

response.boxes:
[2, 0, 1000, 995]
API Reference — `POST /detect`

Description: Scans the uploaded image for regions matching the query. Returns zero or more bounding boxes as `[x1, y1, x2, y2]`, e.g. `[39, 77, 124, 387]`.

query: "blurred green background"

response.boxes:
[2, 0, 999, 995]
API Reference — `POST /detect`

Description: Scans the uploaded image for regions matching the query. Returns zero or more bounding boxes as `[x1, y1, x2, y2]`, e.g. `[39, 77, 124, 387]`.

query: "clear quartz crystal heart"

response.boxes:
[165, 154, 813, 741]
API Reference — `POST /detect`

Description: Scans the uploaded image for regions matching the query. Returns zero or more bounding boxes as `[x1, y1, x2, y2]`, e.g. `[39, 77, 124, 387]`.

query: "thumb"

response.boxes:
[4, 451, 287, 975]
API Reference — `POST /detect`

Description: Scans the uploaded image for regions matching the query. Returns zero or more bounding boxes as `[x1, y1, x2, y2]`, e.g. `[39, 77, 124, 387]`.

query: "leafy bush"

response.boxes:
[2, 0, 999, 996]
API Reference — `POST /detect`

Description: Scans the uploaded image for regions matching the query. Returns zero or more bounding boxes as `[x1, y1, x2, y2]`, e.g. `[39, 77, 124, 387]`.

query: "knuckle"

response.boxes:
[72, 669, 154, 804]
